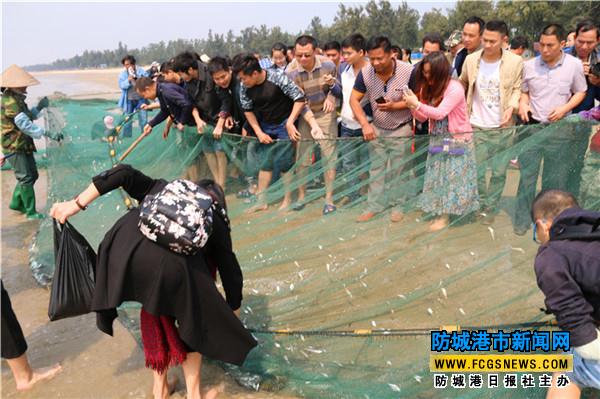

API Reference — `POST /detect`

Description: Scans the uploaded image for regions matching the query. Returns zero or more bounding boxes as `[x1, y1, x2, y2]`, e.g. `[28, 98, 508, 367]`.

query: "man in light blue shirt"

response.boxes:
[118, 55, 148, 137]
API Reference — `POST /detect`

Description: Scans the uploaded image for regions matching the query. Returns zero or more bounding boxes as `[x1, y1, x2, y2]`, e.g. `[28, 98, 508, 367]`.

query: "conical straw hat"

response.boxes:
[1, 64, 40, 88]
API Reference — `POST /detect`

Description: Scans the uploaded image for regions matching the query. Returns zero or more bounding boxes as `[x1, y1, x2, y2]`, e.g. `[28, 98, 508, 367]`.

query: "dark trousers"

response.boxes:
[1, 282, 28, 359]
[565, 122, 593, 198]
[339, 125, 369, 199]
[413, 120, 429, 195]
[8, 152, 38, 186]
[514, 123, 573, 228]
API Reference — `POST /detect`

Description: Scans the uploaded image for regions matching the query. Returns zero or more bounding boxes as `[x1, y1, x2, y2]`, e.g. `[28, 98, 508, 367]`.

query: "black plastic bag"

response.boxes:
[48, 220, 96, 321]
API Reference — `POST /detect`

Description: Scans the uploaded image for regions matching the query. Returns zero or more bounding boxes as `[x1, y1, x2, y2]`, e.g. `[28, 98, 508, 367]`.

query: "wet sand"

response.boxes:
[1, 170, 298, 398]
[29, 68, 124, 101]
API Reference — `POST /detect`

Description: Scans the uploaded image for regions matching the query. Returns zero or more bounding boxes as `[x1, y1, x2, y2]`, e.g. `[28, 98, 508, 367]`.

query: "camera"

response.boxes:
[590, 62, 600, 78]
[128, 66, 137, 79]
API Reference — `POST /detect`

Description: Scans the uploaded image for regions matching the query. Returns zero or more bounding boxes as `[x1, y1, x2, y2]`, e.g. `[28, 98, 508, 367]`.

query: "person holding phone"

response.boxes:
[349, 36, 414, 223]
[404, 52, 479, 232]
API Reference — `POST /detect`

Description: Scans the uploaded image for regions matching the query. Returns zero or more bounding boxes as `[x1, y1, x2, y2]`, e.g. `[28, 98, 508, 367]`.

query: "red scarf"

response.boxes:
[140, 308, 187, 373]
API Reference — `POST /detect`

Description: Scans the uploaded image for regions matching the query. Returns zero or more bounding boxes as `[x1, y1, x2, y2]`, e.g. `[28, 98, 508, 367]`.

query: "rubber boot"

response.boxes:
[20, 185, 44, 219]
[8, 184, 26, 213]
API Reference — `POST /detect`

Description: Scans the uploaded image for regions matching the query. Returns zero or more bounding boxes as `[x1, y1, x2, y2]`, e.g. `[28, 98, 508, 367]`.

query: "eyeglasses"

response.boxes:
[532, 222, 540, 244]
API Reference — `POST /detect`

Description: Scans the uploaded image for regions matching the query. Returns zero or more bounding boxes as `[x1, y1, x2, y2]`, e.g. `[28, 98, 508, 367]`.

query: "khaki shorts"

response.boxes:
[296, 111, 338, 168]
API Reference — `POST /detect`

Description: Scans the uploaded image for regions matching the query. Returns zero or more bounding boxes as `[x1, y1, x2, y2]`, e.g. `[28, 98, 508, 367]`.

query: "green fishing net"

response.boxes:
[28, 98, 599, 398]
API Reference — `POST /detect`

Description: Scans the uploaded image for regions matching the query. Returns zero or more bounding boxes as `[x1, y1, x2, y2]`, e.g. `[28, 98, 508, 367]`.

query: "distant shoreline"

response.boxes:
[32, 67, 124, 76]
[25, 68, 130, 101]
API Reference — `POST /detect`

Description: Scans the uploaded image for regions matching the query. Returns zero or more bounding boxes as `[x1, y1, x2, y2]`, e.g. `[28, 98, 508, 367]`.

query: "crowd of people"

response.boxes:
[115, 17, 599, 233]
[1, 13, 599, 399]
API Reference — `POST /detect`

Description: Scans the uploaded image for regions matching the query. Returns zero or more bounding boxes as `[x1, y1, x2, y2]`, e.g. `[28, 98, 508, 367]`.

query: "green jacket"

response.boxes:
[1, 90, 36, 154]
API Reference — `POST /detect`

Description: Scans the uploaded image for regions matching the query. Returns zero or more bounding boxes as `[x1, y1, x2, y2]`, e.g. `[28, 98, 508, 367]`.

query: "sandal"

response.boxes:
[322, 203, 337, 215]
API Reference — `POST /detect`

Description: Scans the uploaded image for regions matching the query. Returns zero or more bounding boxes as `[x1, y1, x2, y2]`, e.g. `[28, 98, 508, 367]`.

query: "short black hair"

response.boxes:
[323, 41, 341, 52]
[160, 60, 175, 74]
[172, 51, 199, 73]
[121, 55, 136, 65]
[366, 36, 392, 53]
[232, 54, 262, 76]
[390, 45, 401, 53]
[531, 189, 579, 221]
[510, 35, 529, 50]
[295, 35, 318, 49]
[134, 76, 155, 92]
[575, 19, 599, 40]
[485, 20, 509, 37]
[422, 32, 446, 51]
[271, 42, 287, 56]
[464, 16, 485, 34]
[208, 56, 230, 76]
[540, 24, 566, 41]
[341, 33, 366, 52]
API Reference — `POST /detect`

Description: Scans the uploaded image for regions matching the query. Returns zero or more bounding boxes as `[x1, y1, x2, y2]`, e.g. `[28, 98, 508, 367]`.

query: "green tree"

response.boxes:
[394, 1, 420, 47]
[495, 1, 558, 39]
[447, 0, 495, 30]
[420, 8, 451, 42]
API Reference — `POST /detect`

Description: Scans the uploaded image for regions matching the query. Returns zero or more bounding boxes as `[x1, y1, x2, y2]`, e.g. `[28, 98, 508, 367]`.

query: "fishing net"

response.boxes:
[29, 98, 599, 398]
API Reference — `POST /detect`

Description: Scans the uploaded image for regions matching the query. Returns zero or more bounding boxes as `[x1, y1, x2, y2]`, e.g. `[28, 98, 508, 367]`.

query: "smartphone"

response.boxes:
[375, 96, 387, 104]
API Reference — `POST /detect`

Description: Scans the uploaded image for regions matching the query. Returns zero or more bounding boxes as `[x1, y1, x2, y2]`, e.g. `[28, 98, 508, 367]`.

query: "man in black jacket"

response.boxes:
[135, 77, 200, 139]
[531, 189, 600, 398]
[453, 16, 484, 78]
[173, 52, 226, 186]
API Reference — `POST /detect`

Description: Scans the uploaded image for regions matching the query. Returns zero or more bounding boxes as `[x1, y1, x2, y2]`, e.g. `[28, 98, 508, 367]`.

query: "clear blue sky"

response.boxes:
[2, 1, 455, 69]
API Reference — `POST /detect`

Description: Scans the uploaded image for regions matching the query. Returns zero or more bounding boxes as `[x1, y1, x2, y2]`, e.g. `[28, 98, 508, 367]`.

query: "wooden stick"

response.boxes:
[118, 134, 147, 162]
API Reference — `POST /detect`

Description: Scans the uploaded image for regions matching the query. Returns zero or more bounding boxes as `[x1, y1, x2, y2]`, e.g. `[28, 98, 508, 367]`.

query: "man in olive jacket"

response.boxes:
[459, 20, 524, 225]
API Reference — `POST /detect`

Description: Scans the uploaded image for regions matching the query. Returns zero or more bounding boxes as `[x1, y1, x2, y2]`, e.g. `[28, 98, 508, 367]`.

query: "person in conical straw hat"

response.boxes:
[1, 64, 63, 219]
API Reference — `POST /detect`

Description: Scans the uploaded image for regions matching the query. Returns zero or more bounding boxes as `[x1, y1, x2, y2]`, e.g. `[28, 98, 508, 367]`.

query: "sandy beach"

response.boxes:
[28, 67, 128, 101]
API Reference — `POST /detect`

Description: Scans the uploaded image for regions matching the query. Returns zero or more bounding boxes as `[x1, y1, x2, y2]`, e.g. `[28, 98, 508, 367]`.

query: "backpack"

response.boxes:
[138, 179, 216, 255]
[550, 211, 600, 241]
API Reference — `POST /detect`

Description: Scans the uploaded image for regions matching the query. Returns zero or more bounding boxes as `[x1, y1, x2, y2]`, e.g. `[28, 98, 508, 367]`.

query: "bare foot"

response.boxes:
[390, 211, 404, 223]
[429, 216, 449, 232]
[278, 200, 292, 211]
[152, 375, 178, 399]
[16, 363, 62, 391]
[245, 204, 268, 214]
[203, 382, 225, 399]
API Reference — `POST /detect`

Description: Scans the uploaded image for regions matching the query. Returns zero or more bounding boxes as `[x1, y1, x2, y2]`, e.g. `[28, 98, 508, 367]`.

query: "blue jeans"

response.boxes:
[339, 125, 369, 199]
[121, 99, 147, 138]
[567, 349, 600, 390]
[256, 120, 294, 173]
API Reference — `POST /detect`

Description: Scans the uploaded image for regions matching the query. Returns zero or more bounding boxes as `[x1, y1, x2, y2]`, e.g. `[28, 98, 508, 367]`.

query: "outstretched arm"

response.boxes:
[50, 164, 158, 223]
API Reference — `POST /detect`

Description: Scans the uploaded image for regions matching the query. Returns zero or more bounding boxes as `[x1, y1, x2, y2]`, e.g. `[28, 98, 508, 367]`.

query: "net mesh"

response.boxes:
[29, 98, 600, 398]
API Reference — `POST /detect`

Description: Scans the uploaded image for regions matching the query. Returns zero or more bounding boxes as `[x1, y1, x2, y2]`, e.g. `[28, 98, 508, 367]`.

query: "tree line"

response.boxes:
[26, 0, 600, 71]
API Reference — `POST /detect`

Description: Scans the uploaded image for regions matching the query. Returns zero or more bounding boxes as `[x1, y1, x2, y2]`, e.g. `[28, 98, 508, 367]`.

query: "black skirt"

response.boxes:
[91, 209, 257, 366]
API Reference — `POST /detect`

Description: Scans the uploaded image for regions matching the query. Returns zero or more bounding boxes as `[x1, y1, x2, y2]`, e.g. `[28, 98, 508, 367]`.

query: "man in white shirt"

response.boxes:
[513, 24, 587, 235]
[459, 20, 524, 225]
[337, 34, 371, 204]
